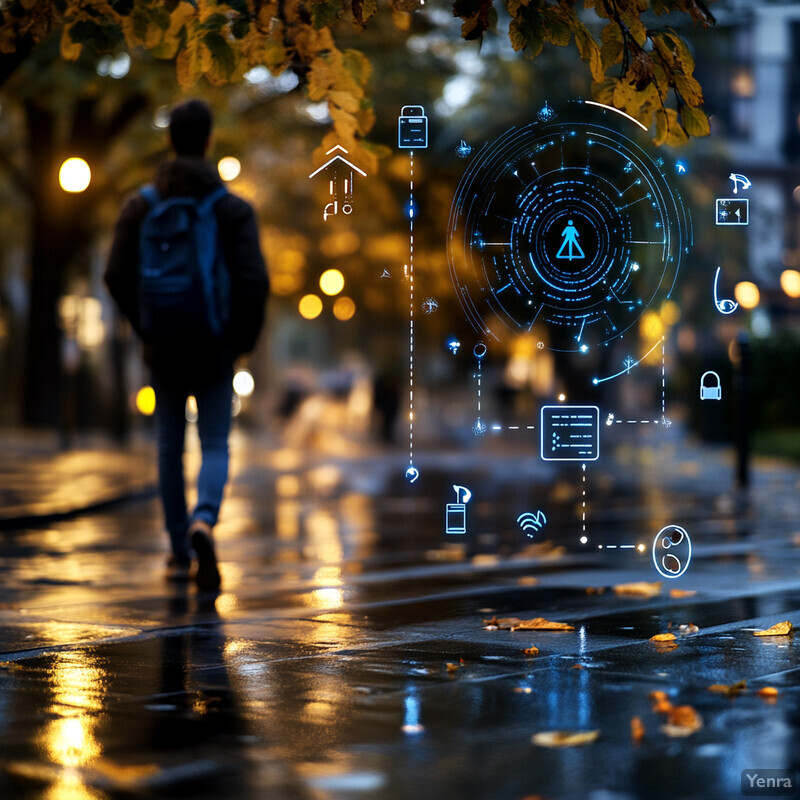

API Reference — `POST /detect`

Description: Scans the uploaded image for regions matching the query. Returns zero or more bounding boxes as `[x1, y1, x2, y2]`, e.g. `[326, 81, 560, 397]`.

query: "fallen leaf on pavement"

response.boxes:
[708, 680, 747, 697]
[649, 691, 673, 714]
[517, 576, 539, 586]
[613, 581, 662, 597]
[91, 761, 160, 786]
[669, 589, 697, 598]
[650, 633, 677, 642]
[631, 716, 645, 744]
[661, 705, 703, 737]
[531, 730, 600, 748]
[678, 623, 700, 634]
[514, 687, 533, 693]
[571, 664, 585, 670]
[753, 621, 794, 636]
[446, 662, 460, 674]
[585, 586, 606, 595]
[472, 554, 499, 567]
[512, 617, 575, 631]
[756, 686, 779, 702]
[523, 646, 539, 656]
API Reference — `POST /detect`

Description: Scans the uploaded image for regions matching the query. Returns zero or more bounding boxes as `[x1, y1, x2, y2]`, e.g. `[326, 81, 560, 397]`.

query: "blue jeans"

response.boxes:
[152, 361, 233, 562]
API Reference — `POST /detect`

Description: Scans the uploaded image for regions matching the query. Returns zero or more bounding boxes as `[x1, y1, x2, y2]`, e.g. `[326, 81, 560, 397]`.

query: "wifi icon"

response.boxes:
[517, 510, 547, 535]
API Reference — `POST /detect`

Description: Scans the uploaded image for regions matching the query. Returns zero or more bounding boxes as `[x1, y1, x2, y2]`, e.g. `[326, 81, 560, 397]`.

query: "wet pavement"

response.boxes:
[0, 423, 799, 800]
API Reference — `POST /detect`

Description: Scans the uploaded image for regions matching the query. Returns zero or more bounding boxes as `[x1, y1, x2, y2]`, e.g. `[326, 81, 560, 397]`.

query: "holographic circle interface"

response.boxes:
[447, 103, 691, 352]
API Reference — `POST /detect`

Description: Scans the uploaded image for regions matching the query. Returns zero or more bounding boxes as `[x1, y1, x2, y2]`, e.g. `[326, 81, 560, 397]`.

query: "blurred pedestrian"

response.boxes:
[105, 99, 269, 590]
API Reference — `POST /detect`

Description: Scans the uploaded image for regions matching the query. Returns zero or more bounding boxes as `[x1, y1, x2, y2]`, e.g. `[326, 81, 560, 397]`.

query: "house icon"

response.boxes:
[308, 145, 367, 221]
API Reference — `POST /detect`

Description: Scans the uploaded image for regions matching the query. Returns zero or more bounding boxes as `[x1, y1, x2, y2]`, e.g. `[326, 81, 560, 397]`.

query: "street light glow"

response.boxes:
[333, 296, 355, 321]
[298, 294, 323, 320]
[135, 386, 156, 416]
[780, 269, 800, 298]
[59, 158, 91, 193]
[218, 156, 241, 181]
[734, 281, 760, 310]
[319, 268, 345, 296]
[233, 369, 255, 397]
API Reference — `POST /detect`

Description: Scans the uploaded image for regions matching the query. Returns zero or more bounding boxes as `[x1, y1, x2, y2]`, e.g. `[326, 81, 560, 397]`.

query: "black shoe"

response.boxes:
[165, 556, 192, 582]
[190, 522, 221, 591]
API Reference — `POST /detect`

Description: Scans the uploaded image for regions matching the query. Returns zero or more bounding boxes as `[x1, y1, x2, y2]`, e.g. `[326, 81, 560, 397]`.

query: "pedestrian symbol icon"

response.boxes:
[556, 219, 585, 260]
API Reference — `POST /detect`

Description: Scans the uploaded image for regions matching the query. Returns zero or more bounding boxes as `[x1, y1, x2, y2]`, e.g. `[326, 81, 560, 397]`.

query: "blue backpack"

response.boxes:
[138, 184, 230, 343]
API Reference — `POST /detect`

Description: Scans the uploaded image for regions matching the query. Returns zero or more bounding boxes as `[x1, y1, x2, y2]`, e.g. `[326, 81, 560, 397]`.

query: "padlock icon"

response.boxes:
[398, 105, 428, 149]
[700, 370, 722, 401]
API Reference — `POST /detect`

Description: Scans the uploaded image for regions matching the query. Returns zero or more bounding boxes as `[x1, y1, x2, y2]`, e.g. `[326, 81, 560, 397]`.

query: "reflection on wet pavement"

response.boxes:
[0, 429, 798, 799]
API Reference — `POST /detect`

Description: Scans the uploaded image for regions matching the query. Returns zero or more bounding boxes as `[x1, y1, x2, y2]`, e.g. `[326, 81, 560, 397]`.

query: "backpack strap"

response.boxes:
[140, 184, 160, 206]
[198, 185, 228, 213]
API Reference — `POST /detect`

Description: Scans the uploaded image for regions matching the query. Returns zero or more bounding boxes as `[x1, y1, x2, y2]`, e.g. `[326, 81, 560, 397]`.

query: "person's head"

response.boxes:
[168, 100, 212, 157]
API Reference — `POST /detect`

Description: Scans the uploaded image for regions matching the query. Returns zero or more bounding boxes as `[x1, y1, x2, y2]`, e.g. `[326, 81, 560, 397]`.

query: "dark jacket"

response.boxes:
[104, 157, 269, 371]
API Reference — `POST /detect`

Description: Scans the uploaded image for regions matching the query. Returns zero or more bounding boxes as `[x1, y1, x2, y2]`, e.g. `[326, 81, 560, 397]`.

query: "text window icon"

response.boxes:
[540, 405, 600, 462]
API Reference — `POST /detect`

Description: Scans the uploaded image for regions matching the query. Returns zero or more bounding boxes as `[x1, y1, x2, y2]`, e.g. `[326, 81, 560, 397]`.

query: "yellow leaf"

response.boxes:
[753, 621, 794, 636]
[674, 73, 703, 105]
[681, 104, 710, 137]
[661, 705, 702, 737]
[650, 633, 677, 642]
[523, 646, 540, 656]
[631, 716, 645, 744]
[669, 589, 697, 598]
[532, 730, 600, 748]
[707, 680, 747, 697]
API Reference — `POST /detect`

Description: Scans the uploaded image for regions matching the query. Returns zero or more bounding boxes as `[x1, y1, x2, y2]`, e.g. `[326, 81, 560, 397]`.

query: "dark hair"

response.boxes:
[169, 100, 212, 156]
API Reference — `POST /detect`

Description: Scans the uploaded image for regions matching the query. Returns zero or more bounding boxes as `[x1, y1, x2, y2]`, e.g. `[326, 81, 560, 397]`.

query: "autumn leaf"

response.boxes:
[650, 633, 677, 642]
[662, 705, 703, 737]
[613, 581, 662, 597]
[512, 617, 575, 632]
[631, 716, 645, 744]
[532, 730, 600, 748]
[669, 589, 697, 598]
[753, 621, 793, 637]
[756, 687, 779, 702]
[708, 679, 747, 698]
[446, 661, 460, 674]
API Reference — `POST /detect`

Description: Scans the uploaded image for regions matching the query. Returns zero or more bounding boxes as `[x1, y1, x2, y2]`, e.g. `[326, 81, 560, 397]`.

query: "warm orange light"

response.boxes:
[734, 281, 760, 310]
[780, 269, 800, 299]
[299, 294, 323, 319]
[218, 156, 241, 181]
[319, 269, 345, 296]
[333, 296, 355, 321]
[59, 157, 91, 192]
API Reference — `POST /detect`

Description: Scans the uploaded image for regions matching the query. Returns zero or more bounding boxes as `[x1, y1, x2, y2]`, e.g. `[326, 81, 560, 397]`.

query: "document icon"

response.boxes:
[540, 405, 600, 462]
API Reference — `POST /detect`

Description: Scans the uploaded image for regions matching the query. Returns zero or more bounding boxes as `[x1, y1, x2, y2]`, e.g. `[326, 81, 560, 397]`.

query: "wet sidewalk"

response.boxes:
[0, 424, 798, 799]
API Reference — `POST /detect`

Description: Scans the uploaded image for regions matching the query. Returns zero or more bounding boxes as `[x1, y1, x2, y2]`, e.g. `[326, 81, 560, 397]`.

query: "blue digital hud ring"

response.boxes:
[446, 102, 692, 353]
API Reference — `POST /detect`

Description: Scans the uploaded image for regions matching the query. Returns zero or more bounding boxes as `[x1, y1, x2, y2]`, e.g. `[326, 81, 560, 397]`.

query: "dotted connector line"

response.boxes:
[661, 336, 666, 416]
[581, 463, 586, 535]
[408, 152, 415, 468]
[476, 358, 482, 416]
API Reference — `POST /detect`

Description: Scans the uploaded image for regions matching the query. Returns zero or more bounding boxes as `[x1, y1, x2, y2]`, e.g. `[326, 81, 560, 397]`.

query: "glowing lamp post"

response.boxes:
[59, 157, 91, 193]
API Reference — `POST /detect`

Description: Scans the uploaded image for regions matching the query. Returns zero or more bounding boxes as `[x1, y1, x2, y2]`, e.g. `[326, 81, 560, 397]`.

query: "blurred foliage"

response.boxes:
[0, 0, 715, 161]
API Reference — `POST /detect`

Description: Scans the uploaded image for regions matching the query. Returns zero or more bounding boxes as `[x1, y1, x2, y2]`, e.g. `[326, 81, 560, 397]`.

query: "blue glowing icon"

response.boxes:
[446, 485, 472, 535]
[713, 266, 739, 315]
[380, 268, 391, 278]
[540, 405, 600, 461]
[623, 355, 636, 373]
[398, 105, 428, 149]
[652, 524, 692, 578]
[422, 297, 439, 314]
[448, 339, 461, 354]
[700, 371, 722, 401]
[676, 161, 688, 175]
[455, 139, 472, 158]
[405, 466, 420, 483]
[606, 413, 615, 426]
[729, 173, 751, 194]
[556, 219, 585, 260]
[538, 101, 557, 123]
[716, 198, 749, 226]
[472, 419, 488, 436]
[517, 510, 547, 537]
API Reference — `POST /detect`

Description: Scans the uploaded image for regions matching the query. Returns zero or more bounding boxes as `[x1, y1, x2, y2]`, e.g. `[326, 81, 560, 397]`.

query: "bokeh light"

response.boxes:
[780, 269, 800, 298]
[135, 386, 156, 416]
[734, 281, 760, 309]
[299, 294, 323, 320]
[333, 296, 356, 321]
[319, 269, 345, 296]
[233, 369, 255, 397]
[218, 156, 241, 181]
[59, 158, 91, 193]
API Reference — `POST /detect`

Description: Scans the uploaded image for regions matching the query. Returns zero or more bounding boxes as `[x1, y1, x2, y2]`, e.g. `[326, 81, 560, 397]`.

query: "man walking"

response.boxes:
[105, 100, 269, 590]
